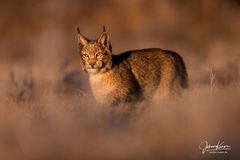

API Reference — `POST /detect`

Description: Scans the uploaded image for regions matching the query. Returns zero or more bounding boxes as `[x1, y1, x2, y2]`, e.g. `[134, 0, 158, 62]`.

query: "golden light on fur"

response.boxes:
[77, 27, 188, 105]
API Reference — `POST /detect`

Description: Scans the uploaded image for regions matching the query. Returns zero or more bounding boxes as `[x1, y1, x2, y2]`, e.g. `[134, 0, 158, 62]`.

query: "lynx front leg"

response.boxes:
[109, 87, 139, 106]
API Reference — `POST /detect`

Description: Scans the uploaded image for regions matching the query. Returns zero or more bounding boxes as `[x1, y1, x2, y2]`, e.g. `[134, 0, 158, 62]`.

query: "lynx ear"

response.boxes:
[103, 25, 106, 32]
[77, 27, 88, 46]
[98, 27, 110, 47]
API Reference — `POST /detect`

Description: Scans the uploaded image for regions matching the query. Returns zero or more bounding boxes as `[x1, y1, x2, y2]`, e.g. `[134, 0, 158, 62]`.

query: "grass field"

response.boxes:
[0, 0, 239, 159]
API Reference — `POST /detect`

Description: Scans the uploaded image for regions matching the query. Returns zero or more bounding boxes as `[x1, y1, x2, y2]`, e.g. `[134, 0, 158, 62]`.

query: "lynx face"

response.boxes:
[81, 42, 111, 74]
[78, 27, 112, 74]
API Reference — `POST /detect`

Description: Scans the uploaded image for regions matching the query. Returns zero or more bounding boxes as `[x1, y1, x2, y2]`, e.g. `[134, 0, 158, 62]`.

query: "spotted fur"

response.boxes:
[77, 27, 188, 105]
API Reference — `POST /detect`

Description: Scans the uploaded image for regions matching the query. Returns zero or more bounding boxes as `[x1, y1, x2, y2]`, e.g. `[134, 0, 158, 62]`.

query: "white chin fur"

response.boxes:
[87, 68, 100, 74]
[87, 67, 107, 74]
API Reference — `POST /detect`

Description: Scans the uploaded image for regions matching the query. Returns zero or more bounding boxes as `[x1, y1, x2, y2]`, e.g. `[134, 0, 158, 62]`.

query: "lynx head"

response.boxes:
[77, 26, 112, 74]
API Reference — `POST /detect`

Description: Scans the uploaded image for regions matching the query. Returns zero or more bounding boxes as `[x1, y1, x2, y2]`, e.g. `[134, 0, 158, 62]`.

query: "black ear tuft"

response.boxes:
[103, 25, 106, 32]
[98, 25, 110, 47]
[77, 28, 88, 46]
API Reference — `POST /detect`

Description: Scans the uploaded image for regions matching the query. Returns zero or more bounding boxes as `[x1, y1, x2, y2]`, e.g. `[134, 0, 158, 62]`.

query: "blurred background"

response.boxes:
[0, 0, 240, 159]
[0, 0, 240, 85]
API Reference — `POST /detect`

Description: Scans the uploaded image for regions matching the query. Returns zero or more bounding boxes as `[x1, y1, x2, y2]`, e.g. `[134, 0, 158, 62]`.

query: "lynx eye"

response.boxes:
[96, 52, 102, 58]
[82, 54, 89, 59]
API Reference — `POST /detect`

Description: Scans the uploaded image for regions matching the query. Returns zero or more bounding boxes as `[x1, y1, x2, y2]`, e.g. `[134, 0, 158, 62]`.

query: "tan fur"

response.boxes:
[77, 27, 188, 105]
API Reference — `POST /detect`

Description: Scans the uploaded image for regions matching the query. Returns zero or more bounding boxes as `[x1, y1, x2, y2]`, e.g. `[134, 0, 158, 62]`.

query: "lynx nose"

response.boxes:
[89, 62, 95, 68]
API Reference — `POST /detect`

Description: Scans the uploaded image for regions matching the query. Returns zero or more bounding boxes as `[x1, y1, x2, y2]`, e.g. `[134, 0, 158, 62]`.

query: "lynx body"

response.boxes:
[77, 27, 188, 105]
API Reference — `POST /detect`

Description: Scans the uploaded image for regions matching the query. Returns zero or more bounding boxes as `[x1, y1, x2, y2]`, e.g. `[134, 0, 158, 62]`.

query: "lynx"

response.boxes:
[77, 26, 188, 105]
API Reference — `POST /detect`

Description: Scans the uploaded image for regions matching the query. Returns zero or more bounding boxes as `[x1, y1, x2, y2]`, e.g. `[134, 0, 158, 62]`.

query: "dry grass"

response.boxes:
[0, 0, 240, 159]
[0, 63, 239, 160]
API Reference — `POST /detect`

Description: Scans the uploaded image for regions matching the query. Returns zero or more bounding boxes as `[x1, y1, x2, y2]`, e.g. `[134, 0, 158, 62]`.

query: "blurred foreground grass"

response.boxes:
[0, 0, 240, 159]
